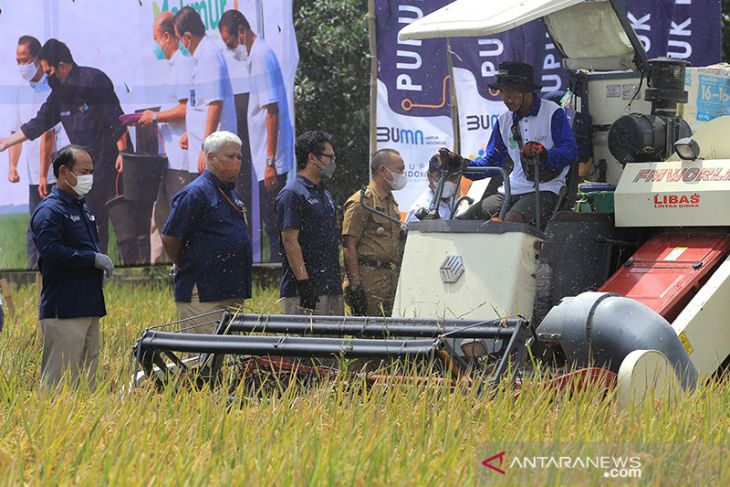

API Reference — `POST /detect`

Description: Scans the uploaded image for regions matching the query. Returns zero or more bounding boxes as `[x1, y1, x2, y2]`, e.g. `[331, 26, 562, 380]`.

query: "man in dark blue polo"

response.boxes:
[31, 145, 115, 391]
[275, 131, 342, 315]
[162, 131, 252, 331]
[0, 38, 127, 254]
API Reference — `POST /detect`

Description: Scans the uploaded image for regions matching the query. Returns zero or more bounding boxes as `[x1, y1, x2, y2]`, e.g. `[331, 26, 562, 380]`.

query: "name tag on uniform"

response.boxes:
[70, 215, 80, 222]
[307, 198, 320, 205]
[61, 111, 71, 117]
[189, 88, 196, 107]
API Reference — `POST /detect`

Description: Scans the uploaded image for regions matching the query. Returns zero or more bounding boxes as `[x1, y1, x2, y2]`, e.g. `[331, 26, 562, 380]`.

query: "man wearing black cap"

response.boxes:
[405, 153, 461, 226]
[454, 62, 578, 225]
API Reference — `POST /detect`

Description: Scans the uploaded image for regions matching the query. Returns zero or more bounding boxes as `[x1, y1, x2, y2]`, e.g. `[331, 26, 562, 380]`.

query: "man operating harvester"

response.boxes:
[342, 149, 405, 317]
[451, 62, 578, 225]
[162, 131, 252, 331]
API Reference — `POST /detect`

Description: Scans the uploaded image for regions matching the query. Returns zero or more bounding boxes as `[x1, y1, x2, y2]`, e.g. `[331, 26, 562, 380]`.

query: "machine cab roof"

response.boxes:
[398, 0, 647, 72]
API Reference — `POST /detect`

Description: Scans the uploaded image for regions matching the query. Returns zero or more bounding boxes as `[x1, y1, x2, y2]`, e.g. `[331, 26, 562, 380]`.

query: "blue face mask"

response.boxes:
[153, 43, 166, 60]
[178, 40, 191, 57]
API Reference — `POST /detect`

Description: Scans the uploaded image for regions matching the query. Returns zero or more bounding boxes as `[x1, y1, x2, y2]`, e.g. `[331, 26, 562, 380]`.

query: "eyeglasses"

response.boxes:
[317, 152, 336, 163]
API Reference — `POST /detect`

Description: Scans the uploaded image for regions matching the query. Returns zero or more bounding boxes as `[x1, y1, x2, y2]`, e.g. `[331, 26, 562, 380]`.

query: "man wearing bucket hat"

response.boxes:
[450, 61, 577, 226]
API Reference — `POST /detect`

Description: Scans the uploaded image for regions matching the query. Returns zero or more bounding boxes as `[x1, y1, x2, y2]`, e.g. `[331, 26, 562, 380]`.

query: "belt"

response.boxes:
[358, 256, 400, 270]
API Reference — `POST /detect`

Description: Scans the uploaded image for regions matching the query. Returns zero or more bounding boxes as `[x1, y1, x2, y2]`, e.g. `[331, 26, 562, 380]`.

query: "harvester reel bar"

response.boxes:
[221, 313, 524, 339]
[136, 332, 442, 359]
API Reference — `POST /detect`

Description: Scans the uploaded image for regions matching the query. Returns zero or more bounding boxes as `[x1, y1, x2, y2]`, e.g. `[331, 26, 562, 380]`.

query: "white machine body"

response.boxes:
[392, 222, 540, 321]
[614, 159, 730, 228]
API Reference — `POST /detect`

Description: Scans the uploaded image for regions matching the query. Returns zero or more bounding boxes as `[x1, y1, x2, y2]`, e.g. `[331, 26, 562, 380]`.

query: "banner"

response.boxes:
[374, 0, 454, 216]
[451, 0, 722, 159]
[0, 0, 298, 270]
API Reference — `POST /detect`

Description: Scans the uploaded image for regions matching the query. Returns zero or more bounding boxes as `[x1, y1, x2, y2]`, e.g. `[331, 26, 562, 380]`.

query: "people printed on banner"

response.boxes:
[8, 35, 69, 268]
[0, 38, 128, 257]
[220, 9, 294, 263]
[0, 7, 300, 268]
[139, 11, 197, 264]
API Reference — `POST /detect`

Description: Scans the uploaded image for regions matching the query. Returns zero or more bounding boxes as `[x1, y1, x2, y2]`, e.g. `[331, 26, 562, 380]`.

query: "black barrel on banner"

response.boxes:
[120, 152, 166, 203]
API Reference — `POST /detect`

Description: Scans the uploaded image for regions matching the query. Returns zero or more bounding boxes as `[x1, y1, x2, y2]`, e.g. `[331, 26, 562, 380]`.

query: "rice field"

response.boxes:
[0, 279, 729, 486]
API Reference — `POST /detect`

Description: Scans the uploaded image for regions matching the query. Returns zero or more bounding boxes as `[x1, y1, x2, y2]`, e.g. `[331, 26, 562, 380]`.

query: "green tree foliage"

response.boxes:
[293, 0, 371, 204]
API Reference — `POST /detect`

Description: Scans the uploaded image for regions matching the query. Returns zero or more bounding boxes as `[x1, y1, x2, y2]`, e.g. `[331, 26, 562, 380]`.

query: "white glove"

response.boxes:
[94, 252, 115, 278]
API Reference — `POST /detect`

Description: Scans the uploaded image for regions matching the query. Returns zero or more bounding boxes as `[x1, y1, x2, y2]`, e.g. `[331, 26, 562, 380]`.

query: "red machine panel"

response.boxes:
[598, 233, 730, 322]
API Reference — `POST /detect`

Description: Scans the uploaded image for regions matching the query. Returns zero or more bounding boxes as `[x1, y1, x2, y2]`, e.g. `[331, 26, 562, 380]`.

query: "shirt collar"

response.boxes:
[297, 173, 322, 190]
[52, 185, 83, 204]
[512, 95, 541, 122]
[193, 36, 210, 60]
[367, 180, 391, 201]
[202, 169, 235, 190]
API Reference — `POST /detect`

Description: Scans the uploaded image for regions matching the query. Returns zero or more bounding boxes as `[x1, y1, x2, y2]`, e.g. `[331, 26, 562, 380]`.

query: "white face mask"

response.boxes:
[18, 63, 37, 82]
[385, 167, 407, 191]
[66, 171, 94, 196]
[231, 43, 248, 62]
[441, 181, 458, 199]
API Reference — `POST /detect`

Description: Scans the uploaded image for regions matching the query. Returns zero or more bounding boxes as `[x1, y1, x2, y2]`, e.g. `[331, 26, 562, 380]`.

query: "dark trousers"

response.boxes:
[85, 171, 115, 254]
[259, 174, 288, 262]
[27, 183, 55, 268]
[459, 191, 559, 227]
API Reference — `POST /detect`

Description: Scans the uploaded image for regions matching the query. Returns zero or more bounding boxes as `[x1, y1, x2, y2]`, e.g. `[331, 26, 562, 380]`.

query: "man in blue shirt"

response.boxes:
[31, 144, 115, 391]
[162, 131, 252, 331]
[454, 62, 578, 225]
[275, 131, 342, 315]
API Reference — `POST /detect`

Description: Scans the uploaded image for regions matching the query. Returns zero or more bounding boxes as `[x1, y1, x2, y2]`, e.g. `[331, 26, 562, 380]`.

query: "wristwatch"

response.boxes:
[152, 112, 158, 124]
[266, 156, 275, 167]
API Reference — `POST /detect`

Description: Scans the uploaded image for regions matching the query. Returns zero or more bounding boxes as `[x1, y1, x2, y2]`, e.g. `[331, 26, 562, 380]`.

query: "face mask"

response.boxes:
[153, 42, 166, 60]
[18, 63, 36, 81]
[178, 40, 191, 57]
[231, 43, 248, 62]
[441, 181, 458, 199]
[321, 161, 336, 179]
[385, 167, 407, 191]
[65, 171, 94, 196]
[47, 72, 60, 89]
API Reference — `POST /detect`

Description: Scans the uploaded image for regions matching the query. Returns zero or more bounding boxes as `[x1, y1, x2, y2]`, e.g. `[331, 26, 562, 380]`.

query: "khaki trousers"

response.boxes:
[360, 266, 399, 317]
[280, 294, 344, 316]
[40, 316, 101, 392]
[176, 286, 245, 334]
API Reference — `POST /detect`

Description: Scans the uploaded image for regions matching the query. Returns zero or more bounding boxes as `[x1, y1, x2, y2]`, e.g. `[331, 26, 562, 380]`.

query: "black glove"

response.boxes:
[345, 283, 368, 316]
[296, 278, 318, 312]
[520, 141, 561, 183]
[438, 147, 466, 173]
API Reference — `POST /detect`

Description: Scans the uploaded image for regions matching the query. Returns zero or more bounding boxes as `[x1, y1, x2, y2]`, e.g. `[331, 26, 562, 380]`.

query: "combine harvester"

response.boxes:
[132, 0, 730, 405]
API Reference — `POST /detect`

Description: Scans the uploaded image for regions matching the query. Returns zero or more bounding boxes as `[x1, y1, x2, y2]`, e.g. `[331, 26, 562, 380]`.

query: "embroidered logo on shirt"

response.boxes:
[70, 215, 81, 222]
[61, 111, 71, 117]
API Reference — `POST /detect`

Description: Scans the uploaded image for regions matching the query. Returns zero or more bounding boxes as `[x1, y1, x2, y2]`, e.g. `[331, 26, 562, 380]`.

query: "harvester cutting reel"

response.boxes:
[131, 311, 534, 391]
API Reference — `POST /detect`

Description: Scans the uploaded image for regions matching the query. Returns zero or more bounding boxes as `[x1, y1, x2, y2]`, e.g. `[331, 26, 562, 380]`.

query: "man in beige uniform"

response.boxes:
[342, 149, 405, 316]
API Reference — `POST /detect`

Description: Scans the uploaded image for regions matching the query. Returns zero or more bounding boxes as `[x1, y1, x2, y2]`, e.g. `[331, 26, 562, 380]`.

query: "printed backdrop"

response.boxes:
[374, 0, 722, 213]
[0, 0, 298, 269]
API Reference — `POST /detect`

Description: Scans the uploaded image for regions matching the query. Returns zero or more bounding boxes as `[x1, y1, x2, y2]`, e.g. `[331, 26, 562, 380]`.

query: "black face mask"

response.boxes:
[47, 72, 60, 89]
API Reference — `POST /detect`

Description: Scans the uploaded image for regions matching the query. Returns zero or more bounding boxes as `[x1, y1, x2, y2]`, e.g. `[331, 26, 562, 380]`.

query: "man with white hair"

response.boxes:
[162, 131, 252, 329]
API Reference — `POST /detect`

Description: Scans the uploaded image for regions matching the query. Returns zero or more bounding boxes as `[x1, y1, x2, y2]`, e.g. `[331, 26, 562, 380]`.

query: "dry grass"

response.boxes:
[0, 280, 729, 486]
